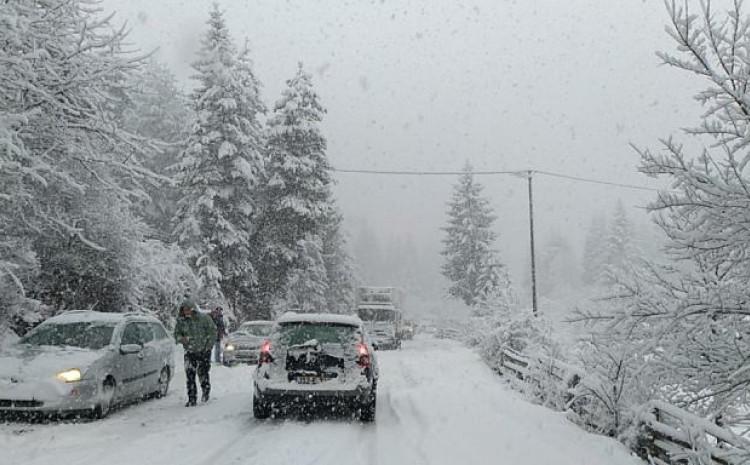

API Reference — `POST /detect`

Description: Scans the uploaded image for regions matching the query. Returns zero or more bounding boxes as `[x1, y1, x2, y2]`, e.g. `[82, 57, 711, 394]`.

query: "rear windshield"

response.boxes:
[278, 323, 357, 346]
[238, 323, 272, 336]
[21, 322, 116, 350]
[358, 308, 396, 321]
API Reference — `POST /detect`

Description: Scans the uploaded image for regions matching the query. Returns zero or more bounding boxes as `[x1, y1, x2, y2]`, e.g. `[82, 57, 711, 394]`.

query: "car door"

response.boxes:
[149, 322, 173, 372]
[119, 322, 147, 399]
[132, 322, 159, 397]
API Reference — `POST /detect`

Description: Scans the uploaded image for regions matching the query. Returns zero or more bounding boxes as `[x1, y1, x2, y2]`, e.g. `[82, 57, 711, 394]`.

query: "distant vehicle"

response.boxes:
[223, 320, 273, 366]
[400, 320, 416, 340]
[0, 310, 174, 419]
[356, 286, 404, 350]
[253, 312, 379, 421]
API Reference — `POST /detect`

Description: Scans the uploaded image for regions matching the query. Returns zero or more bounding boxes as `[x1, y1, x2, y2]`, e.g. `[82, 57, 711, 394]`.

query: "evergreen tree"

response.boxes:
[321, 208, 358, 314]
[284, 235, 329, 313]
[606, 200, 633, 274]
[174, 5, 265, 317]
[121, 59, 193, 238]
[353, 220, 384, 284]
[538, 232, 577, 297]
[254, 63, 333, 314]
[441, 162, 509, 307]
[588, 2, 750, 424]
[581, 213, 608, 285]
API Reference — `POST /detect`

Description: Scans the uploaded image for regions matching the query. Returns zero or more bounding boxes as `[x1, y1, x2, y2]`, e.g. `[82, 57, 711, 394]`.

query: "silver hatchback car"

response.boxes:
[223, 320, 273, 365]
[253, 313, 379, 421]
[0, 310, 175, 419]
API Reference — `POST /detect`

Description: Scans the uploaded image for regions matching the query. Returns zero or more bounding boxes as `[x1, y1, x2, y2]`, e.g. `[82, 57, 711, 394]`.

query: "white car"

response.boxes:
[0, 310, 174, 419]
[253, 312, 379, 421]
[223, 320, 273, 365]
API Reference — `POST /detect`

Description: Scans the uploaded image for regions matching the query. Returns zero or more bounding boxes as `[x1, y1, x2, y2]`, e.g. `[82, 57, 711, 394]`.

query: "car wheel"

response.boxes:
[253, 397, 271, 419]
[358, 388, 377, 422]
[93, 377, 116, 419]
[155, 366, 170, 398]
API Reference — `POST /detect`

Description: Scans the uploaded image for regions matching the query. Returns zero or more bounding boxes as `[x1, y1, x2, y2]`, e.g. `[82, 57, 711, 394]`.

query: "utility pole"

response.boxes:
[527, 170, 538, 316]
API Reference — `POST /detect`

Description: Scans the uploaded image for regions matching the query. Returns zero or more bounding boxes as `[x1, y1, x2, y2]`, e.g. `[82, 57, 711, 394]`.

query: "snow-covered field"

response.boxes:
[0, 336, 641, 465]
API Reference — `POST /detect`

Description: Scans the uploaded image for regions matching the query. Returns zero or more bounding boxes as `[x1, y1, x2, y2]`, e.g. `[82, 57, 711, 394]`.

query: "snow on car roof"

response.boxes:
[46, 311, 149, 325]
[240, 320, 273, 326]
[357, 304, 398, 310]
[276, 312, 362, 326]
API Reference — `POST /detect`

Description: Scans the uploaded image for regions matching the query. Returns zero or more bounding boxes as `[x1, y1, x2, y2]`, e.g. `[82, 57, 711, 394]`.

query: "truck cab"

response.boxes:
[356, 287, 404, 350]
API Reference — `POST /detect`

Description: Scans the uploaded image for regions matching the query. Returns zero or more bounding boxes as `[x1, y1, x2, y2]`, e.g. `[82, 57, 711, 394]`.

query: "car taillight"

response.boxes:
[357, 342, 370, 368]
[259, 340, 273, 366]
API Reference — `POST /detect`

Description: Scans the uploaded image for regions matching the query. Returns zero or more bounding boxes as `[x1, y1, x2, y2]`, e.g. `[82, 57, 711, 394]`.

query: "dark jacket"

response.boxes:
[212, 313, 226, 340]
[174, 311, 217, 354]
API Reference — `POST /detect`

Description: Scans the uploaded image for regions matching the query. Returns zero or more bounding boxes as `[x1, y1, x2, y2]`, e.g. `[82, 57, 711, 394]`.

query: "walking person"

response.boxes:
[210, 306, 227, 364]
[174, 300, 217, 406]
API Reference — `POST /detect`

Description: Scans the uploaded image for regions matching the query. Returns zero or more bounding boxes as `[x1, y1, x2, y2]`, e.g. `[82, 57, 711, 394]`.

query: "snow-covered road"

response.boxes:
[1, 337, 641, 465]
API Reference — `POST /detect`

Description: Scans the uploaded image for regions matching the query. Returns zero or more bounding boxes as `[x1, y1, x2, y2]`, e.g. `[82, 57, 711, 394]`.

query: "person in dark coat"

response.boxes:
[174, 300, 217, 406]
[210, 306, 227, 363]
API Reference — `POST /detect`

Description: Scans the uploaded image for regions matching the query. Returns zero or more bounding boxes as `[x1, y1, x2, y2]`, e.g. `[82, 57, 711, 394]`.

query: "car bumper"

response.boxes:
[223, 349, 259, 364]
[0, 378, 99, 414]
[373, 338, 400, 350]
[255, 383, 375, 407]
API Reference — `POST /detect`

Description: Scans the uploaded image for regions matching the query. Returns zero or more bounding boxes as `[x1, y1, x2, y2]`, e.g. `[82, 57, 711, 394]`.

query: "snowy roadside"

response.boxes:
[1, 336, 642, 465]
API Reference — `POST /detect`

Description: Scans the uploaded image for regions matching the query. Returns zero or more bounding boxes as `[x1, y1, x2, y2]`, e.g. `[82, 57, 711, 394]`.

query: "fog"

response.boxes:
[102, 0, 703, 304]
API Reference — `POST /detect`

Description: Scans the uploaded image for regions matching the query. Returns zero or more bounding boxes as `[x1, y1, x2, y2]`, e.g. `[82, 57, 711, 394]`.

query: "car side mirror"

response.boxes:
[120, 344, 142, 355]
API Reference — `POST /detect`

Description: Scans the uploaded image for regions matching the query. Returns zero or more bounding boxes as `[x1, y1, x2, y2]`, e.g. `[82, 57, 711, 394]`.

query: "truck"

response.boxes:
[356, 287, 404, 350]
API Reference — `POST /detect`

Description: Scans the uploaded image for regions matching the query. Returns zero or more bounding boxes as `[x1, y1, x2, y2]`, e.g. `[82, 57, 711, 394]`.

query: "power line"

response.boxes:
[331, 164, 666, 316]
[332, 167, 664, 193]
[534, 170, 662, 193]
[332, 168, 523, 176]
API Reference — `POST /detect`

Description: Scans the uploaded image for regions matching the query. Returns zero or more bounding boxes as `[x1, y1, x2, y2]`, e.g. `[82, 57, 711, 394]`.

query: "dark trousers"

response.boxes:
[213, 340, 222, 363]
[184, 351, 211, 401]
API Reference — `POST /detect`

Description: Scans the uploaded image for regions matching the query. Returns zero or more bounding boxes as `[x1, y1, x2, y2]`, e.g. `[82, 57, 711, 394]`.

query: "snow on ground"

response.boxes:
[0, 336, 642, 465]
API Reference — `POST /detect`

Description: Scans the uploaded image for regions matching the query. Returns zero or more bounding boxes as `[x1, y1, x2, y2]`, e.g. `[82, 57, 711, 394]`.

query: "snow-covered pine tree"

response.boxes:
[441, 162, 509, 308]
[284, 235, 329, 313]
[538, 232, 578, 297]
[581, 213, 608, 285]
[605, 200, 633, 275]
[255, 63, 333, 313]
[321, 208, 358, 314]
[121, 59, 193, 238]
[593, 2, 750, 425]
[174, 5, 266, 317]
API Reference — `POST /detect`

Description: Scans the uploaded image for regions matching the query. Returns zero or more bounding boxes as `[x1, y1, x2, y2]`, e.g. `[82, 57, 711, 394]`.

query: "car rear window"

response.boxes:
[21, 322, 116, 350]
[358, 308, 396, 321]
[239, 323, 272, 336]
[278, 323, 358, 346]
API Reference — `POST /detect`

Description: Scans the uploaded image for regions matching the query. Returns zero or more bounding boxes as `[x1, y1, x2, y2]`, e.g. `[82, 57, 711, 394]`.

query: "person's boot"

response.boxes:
[201, 391, 210, 403]
[185, 398, 197, 407]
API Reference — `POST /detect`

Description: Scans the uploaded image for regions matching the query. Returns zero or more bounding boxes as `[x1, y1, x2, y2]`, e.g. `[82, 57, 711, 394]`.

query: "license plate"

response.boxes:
[296, 375, 320, 384]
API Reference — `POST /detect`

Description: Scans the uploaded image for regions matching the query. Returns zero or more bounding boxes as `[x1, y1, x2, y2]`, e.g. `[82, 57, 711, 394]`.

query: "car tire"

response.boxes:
[155, 366, 170, 398]
[253, 397, 271, 419]
[359, 388, 377, 422]
[93, 377, 116, 419]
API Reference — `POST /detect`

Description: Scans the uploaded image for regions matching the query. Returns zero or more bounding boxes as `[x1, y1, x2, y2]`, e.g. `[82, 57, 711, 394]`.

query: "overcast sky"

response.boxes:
[102, 0, 705, 290]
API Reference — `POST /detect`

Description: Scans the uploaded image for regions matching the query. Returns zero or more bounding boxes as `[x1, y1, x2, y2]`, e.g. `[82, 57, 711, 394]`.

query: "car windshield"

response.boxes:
[20, 322, 116, 350]
[278, 323, 357, 346]
[237, 323, 272, 337]
[358, 308, 396, 322]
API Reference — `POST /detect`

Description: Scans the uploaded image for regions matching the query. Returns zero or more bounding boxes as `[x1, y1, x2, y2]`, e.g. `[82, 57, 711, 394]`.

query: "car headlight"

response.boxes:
[224, 344, 235, 351]
[56, 368, 82, 383]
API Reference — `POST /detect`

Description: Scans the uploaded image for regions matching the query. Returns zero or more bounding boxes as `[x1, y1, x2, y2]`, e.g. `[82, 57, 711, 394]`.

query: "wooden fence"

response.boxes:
[495, 347, 750, 465]
[638, 401, 750, 465]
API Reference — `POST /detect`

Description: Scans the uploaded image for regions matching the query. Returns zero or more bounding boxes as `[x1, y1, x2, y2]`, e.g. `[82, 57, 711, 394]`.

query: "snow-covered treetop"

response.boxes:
[269, 63, 327, 134]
